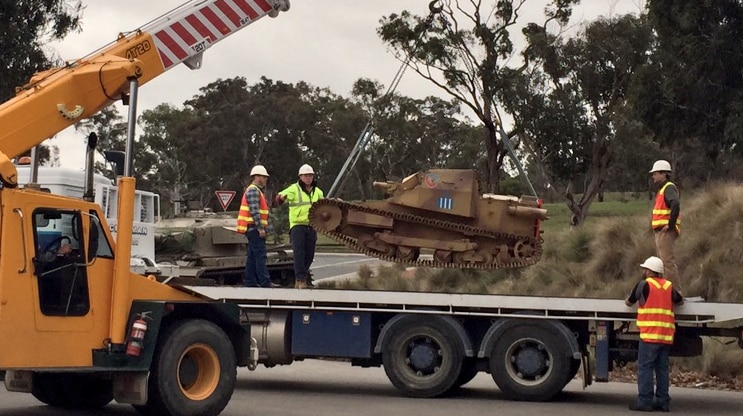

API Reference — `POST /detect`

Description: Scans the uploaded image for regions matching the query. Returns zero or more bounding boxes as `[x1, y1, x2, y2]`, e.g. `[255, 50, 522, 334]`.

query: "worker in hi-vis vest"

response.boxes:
[237, 165, 273, 288]
[625, 256, 683, 412]
[275, 164, 324, 289]
[649, 160, 681, 290]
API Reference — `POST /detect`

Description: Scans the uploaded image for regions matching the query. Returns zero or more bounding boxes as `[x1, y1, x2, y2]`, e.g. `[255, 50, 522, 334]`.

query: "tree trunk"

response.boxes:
[483, 119, 504, 194]
[564, 142, 612, 227]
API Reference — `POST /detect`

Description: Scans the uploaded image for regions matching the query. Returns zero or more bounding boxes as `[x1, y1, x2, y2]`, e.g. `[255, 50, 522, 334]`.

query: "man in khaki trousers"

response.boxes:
[649, 160, 681, 291]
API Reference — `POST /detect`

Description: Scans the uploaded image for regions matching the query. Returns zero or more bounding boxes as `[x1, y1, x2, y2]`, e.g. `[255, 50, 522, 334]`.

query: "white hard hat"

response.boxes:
[649, 160, 672, 173]
[250, 165, 269, 177]
[298, 164, 315, 175]
[640, 256, 664, 274]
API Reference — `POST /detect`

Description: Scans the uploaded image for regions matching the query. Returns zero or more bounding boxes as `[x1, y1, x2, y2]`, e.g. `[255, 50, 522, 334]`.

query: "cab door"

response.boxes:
[31, 208, 95, 331]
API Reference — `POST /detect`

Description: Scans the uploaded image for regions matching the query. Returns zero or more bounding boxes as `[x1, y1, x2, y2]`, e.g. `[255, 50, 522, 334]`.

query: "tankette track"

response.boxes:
[309, 199, 542, 270]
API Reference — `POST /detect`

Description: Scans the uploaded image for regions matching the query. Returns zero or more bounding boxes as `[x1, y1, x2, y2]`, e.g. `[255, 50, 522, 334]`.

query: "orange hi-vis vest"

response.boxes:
[651, 181, 680, 232]
[636, 277, 676, 345]
[236, 184, 269, 234]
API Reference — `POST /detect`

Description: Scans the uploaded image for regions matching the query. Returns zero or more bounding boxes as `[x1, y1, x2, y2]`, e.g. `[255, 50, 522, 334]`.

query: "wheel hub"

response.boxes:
[512, 342, 549, 379]
[178, 343, 220, 400]
[407, 338, 440, 374]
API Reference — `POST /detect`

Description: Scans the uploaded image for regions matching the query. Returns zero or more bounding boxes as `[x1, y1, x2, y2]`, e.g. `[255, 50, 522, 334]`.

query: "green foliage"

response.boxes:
[0, 0, 82, 101]
[74, 106, 132, 179]
[498, 176, 527, 196]
[502, 14, 654, 225]
[633, 0, 743, 177]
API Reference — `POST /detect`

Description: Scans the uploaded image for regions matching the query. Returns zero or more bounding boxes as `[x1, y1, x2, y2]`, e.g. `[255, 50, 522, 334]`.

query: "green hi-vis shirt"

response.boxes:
[279, 182, 324, 229]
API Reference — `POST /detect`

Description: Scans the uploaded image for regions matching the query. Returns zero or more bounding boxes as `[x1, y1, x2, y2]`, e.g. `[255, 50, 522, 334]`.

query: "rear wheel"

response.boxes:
[133, 319, 236, 416]
[489, 323, 572, 401]
[382, 316, 463, 398]
[563, 358, 582, 388]
[453, 358, 479, 388]
[32, 372, 113, 409]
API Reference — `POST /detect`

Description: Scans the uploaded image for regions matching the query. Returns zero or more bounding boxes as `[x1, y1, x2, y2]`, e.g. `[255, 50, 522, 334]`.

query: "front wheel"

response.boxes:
[134, 319, 236, 416]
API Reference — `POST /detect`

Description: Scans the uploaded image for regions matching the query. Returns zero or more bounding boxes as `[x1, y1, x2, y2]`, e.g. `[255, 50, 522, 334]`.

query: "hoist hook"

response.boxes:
[429, 0, 443, 14]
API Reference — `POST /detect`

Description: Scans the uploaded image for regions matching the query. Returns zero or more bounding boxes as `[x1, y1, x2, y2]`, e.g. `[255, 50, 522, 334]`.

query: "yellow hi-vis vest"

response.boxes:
[236, 184, 268, 233]
[279, 183, 324, 229]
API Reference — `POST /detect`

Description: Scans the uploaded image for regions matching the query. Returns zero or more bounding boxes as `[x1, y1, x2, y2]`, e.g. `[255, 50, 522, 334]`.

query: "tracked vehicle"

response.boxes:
[155, 211, 295, 286]
[309, 169, 547, 269]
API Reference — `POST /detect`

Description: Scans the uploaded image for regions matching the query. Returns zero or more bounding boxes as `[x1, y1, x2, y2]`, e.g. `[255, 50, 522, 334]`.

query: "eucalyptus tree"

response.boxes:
[137, 104, 198, 216]
[500, 15, 653, 225]
[631, 0, 743, 185]
[0, 0, 82, 101]
[377, 0, 579, 192]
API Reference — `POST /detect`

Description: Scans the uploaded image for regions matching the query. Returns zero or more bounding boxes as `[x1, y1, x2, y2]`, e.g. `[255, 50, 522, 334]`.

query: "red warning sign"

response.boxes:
[215, 190, 236, 211]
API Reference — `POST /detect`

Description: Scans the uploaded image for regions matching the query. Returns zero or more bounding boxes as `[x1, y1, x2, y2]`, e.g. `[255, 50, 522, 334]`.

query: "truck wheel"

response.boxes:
[32, 372, 113, 408]
[563, 358, 582, 388]
[489, 323, 571, 401]
[382, 317, 463, 398]
[134, 319, 236, 416]
[454, 358, 479, 388]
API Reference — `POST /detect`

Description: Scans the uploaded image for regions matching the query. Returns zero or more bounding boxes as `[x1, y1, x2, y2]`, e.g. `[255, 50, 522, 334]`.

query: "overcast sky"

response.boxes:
[47, 0, 643, 168]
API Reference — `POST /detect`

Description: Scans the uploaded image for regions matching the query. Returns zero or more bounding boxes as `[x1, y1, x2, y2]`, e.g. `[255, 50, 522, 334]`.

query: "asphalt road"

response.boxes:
[0, 360, 740, 415]
[310, 252, 390, 282]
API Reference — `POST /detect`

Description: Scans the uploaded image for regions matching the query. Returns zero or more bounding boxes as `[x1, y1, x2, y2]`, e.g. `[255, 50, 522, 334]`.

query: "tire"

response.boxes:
[454, 358, 480, 388]
[382, 316, 464, 398]
[489, 323, 572, 401]
[133, 319, 236, 416]
[32, 372, 113, 409]
[563, 358, 582, 388]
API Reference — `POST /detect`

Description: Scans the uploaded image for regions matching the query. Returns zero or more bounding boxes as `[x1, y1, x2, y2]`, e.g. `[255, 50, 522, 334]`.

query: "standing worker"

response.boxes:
[275, 164, 324, 289]
[649, 160, 681, 289]
[625, 256, 683, 412]
[237, 165, 273, 288]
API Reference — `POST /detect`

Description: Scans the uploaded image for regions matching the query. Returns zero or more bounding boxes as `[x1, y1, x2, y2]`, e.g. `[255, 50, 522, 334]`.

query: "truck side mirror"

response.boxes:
[87, 217, 100, 263]
[103, 150, 125, 177]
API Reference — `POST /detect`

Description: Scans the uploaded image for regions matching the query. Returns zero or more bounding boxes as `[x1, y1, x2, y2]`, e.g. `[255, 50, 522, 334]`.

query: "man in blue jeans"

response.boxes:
[236, 165, 273, 287]
[625, 256, 683, 412]
[275, 164, 324, 289]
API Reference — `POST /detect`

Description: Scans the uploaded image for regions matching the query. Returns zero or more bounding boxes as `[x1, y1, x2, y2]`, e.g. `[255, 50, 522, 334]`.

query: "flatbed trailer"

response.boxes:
[179, 286, 743, 400]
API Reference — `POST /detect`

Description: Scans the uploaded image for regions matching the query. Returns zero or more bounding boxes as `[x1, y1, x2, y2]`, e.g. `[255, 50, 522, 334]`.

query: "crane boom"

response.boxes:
[0, 0, 290, 185]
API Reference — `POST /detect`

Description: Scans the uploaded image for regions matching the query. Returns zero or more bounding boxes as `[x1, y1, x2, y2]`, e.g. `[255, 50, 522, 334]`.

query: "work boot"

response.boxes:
[294, 280, 307, 289]
[652, 403, 670, 412]
[628, 403, 653, 412]
[306, 272, 315, 288]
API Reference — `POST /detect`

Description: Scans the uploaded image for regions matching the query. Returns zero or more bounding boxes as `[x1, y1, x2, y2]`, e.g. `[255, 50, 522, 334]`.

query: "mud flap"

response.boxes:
[581, 353, 592, 388]
[113, 371, 149, 405]
[4, 370, 32, 392]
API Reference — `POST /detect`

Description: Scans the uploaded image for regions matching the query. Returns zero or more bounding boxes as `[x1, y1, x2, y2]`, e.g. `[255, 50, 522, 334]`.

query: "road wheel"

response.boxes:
[454, 358, 480, 388]
[563, 358, 582, 388]
[32, 372, 113, 409]
[133, 319, 236, 416]
[382, 317, 463, 398]
[489, 323, 572, 401]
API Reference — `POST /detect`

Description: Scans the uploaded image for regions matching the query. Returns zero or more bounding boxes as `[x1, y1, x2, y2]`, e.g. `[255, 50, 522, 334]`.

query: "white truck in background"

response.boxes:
[15, 162, 178, 277]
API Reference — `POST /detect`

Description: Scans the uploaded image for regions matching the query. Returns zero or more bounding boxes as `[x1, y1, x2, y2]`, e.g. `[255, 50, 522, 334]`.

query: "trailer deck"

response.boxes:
[180, 286, 743, 325]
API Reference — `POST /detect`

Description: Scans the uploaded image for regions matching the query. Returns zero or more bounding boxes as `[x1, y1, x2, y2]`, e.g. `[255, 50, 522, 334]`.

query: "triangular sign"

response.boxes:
[215, 190, 236, 211]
